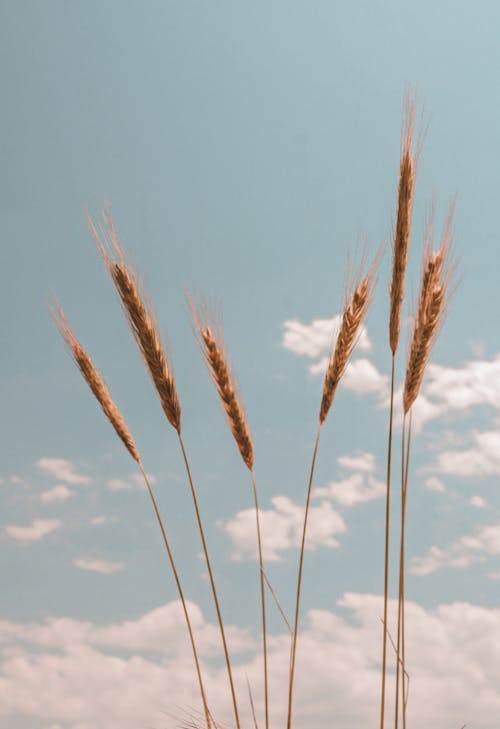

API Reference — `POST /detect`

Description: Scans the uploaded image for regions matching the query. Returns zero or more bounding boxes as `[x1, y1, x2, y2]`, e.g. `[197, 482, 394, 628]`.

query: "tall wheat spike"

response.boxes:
[50, 302, 212, 729]
[395, 207, 454, 729]
[287, 254, 377, 729]
[188, 296, 269, 729]
[380, 93, 419, 729]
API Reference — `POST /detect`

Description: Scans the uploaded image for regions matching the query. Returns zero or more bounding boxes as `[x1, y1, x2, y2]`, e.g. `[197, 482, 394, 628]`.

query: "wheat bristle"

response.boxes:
[87, 207, 181, 433]
[51, 304, 140, 463]
[189, 298, 253, 470]
[389, 94, 417, 355]
[320, 271, 373, 424]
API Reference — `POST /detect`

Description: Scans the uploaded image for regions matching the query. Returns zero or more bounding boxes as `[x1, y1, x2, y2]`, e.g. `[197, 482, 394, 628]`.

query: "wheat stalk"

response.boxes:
[395, 207, 455, 729]
[189, 296, 269, 729]
[50, 302, 212, 729]
[380, 92, 419, 729]
[287, 253, 377, 729]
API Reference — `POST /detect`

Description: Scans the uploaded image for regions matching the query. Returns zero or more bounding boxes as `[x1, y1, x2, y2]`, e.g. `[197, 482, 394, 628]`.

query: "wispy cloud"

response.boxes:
[337, 452, 376, 473]
[432, 429, 500, 477]
[220, 495, 346, 561]
[411, 520, 500, 575]
[5, 519, 63, 542]
[73, 559, 125, 575]
[37, 458, 91, 485]
[40, 485, 74, 503]
[424, 476, 446, 493]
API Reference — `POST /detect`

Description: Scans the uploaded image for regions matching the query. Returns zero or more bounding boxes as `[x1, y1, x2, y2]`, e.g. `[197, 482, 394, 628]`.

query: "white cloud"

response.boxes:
[40, 485, 74, 503]
[411, 520, 500, 576]
[314, 473, 385, 507]
[424, 356, 500, 412]
[220, 496, 346, 562]
[37, 458, 91, 485]
[73, 559, 124, 575]
[342, 358, 389, 397]
[424, 476, 446, 493]
[1, 594, 500, 729]
[337, 452, 376, 473]
[5, 519, 62, 542]
[107, 478, 131, 492]
[433, 429, 500, 477]
[88, 516, 115, 526]
[470, 496, 487, 509]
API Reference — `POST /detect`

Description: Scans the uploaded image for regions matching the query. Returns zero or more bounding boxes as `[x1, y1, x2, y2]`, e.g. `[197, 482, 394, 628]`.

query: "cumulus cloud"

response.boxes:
[432, 429, 500, 477]
[220, 496, 346, 561]
[314, 473, 385, 507]
[411, 520, 500, 576]
[107, 478, 132, 492]
[5, 519, 62, 542]
[424, 476, 446, 493]
[0, 594, 499, 729]
[470, 496, 487, 509]
[37, 458, 91, 485]
[73, 559, 124, 575]
[337, 452, 376, 473]
[40, 485, 74, 503]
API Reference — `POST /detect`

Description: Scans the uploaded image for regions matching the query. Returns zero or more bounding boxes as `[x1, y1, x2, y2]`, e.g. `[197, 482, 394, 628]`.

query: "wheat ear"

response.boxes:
[389, 92, 417, 356]
[320, 263, 376, 424]
[87, 207, 181, 432]
[189, 297, 269, 729]
[51, 303, 140, 462]
[50, 303, 212, 729]
[287, 253, 378, 729]
[403, 208, 454, 414]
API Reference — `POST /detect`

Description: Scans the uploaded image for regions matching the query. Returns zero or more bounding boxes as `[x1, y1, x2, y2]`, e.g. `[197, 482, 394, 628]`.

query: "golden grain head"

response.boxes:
[87, 206, 181, 433]
[50, 302, 140, 463]
[389, 92, 418, 355]
[188, 295, 254, 470]
[320, 255, 378, 425]
[403, 207, 455, 413]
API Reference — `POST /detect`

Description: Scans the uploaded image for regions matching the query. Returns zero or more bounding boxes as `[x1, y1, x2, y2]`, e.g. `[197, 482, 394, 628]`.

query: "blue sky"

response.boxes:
[1, 1, 500, 728]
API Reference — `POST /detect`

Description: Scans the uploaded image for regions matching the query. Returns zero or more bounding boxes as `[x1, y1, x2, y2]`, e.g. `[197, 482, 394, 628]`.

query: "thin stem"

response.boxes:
[379, 354, 395, 729]
[263, 569, 292, 635]
[177, 433, 241, 729]
[286, 424, 323, 729]
[137, 461, 211, 729]
[250, 468, 269, 729]
[394, 415, 406, 729]
[401, 411, 412, 729]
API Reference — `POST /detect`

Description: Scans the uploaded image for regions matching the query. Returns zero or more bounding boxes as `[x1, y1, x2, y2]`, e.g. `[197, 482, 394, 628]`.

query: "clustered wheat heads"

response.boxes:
[52, 94, 458, 729]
